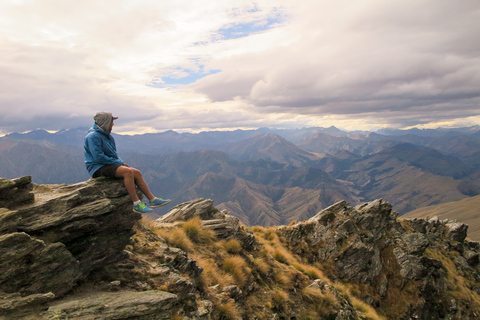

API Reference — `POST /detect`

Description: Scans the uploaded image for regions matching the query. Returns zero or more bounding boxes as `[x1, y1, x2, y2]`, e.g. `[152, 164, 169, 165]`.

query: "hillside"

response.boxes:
[3, 176, 480, 319]
[333, 143, 471, 214]
[403, 195, 480, 241]
[221, 133, 320, 166]
[2, 126, 480, 223]
[175, 172, 358, 226]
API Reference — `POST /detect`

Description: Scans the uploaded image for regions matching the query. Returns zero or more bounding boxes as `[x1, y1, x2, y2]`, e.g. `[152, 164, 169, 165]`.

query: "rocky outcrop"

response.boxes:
[0, 176, 142, 318]
[0, 176, 34, 209]
[47, 291, 178, 320]
[280, 199, 480, 319]
[157, 198, 258, 250]
[3, 175, 480, 320]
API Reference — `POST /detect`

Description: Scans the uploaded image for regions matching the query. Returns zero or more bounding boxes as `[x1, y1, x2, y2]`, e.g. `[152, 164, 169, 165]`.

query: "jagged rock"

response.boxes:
[0, 232, 81, 296]
[402, 233, 429, 255]
[280, 199, 480, 319]
[196, 300, 214, 318]
[307, 279, 358, 320]
[157, 198, 258, 250]
[222, 285, 243, 300]
[0, 176, 34, 209]
[170, 247, 204, 278]
[0, 292, 55, 319]
[0, 177, 141, 299]
[335, 241, 382, 283]
[46, 290, 178, 320]
[158, 198, 222, 222]
[446, 222, 468, 242]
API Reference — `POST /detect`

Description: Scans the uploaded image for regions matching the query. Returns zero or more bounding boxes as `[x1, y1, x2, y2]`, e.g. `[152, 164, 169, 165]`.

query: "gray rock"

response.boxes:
[402, 233, 429, 255]
[47, 290, 178, 320]
[196, 300, 213, 317]
[0, 292, 55, 318]
[158, 198, 219, 223]
[0, 232, 81, 296]
[222, 285, 243, 300]
[0, 176, 34, 209]
[0, 177, 141, 298]
[446, 222, 468, 242]
[335, 241, 381, 283]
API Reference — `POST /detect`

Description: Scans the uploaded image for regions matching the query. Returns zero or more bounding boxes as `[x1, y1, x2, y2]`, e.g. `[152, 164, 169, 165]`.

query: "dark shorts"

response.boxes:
[92, 164, 121, 178]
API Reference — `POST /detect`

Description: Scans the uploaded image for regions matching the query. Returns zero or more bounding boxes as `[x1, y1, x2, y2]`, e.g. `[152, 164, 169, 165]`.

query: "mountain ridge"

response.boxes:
[1, 125, 480, 221]
[3, 176, 480, 319]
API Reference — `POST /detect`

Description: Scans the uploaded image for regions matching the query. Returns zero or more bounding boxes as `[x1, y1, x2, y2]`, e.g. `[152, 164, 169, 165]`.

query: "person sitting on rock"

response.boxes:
[84, 111, 170, 214]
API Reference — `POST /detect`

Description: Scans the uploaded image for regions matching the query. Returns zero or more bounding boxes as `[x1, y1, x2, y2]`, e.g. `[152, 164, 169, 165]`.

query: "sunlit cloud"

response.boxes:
[0, 0, 478, 135]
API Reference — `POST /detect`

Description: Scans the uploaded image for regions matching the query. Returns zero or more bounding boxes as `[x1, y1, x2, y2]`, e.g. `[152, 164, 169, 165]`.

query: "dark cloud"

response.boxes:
[191, 0, 480, 128]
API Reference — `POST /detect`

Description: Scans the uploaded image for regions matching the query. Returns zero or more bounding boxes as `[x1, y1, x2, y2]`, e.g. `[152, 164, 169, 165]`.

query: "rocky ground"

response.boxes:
[2, 176, 480, 319]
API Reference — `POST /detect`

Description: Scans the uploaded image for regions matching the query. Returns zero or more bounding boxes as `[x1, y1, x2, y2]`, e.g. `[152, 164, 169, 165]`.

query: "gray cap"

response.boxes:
[94, 111, 118, 132]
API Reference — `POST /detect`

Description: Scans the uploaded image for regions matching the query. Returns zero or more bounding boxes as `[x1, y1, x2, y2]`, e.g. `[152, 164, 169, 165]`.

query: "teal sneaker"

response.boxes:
[149, 197, 171, 208]
[133, 202, 153, 214]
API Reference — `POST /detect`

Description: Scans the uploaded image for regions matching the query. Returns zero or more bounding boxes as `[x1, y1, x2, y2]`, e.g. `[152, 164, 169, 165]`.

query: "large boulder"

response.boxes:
[0, 176, 141, 301]
[46, 291, 178, 320]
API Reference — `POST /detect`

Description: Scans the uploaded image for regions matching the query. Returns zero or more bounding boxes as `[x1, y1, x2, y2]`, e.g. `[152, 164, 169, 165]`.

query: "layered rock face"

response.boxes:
[0, 176, 142, 318]
[3, 175, 480, 319]
[158, 198, 257, 250]
[280, 199, 480, 319]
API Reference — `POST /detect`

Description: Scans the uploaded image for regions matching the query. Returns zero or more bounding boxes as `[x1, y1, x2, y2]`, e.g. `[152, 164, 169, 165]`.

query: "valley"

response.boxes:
[1, 125, 479, 225]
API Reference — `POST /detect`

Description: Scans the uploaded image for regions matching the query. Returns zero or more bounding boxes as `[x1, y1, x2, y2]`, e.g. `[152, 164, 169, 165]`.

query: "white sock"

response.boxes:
[148, 196, 156, 202]
[133, 200, 141, 206]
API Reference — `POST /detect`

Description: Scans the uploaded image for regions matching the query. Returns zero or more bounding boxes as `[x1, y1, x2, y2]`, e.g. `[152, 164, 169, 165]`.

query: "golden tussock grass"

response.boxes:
[181, 216, 216, 243]
[426, 248, 480, 308]
[351, 296, 387, 320]
[155, 227, 194, 252]
[273, 249, 290, 264]
[214, 299, 241, 320]
[272, 289, 289, 311]
[301, 286, 326, 304]
[335, 283, 387, 320]
[193, 255, 234, 287]
[253, 257, 271, 275]
[223, 239, 242, 254]
[222, 256, 251, 287]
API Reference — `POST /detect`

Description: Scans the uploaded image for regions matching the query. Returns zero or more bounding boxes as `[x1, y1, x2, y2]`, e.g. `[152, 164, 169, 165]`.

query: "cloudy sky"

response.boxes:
[1, 0, 479, 135]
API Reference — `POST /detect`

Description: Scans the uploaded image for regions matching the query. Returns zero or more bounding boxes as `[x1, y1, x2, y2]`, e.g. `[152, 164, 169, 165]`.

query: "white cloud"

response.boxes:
[0, 0, 479, 135]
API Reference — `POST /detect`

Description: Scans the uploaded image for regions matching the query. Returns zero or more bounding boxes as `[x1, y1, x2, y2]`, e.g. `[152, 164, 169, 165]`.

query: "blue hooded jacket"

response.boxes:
[84, 123, 124, 177]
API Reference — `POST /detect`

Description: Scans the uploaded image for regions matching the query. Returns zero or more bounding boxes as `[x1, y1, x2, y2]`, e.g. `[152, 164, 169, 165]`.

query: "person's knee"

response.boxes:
[131, 168, 143, 178]
[117, 166, 135, 179]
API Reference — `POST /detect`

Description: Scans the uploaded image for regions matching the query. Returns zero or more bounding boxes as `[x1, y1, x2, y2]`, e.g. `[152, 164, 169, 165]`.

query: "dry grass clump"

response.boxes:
[223, 239, 242, 254]
[156, 227, 194, 252]
[222, 256, 251, 286]
[193, 255, 234, 287]
[295, 264, 325, 280]
[181, 216, 216, 243]
[272, 289, 289, 311]
[335, 283, 387, 320]
[301, 286, 326, 304]
[214, 299, 241, 320]
[273, 249, 289, 264]
[253, 257, 271, 276]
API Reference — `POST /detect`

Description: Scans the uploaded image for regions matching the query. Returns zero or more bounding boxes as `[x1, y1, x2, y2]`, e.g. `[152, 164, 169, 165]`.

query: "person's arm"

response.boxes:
[86, 134, 124, 165]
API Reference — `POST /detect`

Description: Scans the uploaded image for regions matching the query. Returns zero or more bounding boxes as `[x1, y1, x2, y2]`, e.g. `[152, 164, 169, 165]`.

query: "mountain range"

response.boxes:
[1, 125, 480, 225]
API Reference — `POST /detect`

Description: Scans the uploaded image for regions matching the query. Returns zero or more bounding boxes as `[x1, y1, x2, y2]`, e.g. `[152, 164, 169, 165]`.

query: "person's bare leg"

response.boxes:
[130, 168, 155, 201]
[115, 166, 140, 202]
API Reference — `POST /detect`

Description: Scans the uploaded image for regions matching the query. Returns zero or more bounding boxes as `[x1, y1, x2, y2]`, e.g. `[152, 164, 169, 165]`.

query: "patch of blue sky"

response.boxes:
[148, 66, 221, 88]
[218, 15, 284, 40]
[216, 7, 287, 41]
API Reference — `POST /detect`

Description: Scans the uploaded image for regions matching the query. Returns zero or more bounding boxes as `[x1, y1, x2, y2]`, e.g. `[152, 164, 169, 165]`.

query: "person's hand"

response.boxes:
[123, 163, 129, 167]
